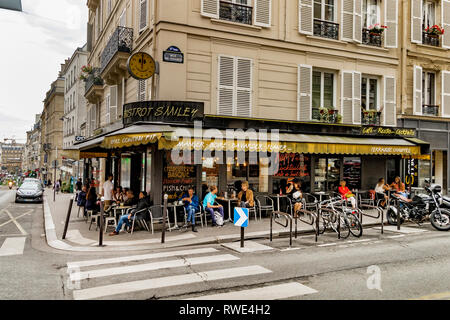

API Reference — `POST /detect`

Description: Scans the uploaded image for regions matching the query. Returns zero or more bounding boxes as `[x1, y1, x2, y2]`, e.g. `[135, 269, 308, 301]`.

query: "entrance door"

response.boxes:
[130, 153, 143, 195]
[314, 157, 341, 192]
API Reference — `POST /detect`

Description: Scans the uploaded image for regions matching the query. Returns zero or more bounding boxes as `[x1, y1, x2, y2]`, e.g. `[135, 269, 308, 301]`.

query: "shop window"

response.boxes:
[314, 157, 341, 192]
[273, 153, 311, 193]
[120, 156, 131, 189]
[163, 151, 197, 202]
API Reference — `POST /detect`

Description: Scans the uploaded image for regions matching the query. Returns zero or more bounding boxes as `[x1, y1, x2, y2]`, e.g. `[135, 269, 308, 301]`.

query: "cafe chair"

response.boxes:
[130, 207, 151, 235]
[182, 206, 204, 228]
[88, 211, 100, 231]
[104, 216, 117, 233]
[255, 195, 274, 220]
[148, 205, 171, 234]
[302, 193, 319, 211]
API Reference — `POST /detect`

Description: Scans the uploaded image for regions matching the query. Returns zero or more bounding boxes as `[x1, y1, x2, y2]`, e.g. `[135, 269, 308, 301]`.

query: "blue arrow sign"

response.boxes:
[234, 207, 249, 228]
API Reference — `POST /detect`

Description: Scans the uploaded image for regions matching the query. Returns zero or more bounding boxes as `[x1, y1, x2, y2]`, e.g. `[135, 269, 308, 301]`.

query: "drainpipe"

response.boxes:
[401, 0, 408, 115]
[151, 0, 158, 100]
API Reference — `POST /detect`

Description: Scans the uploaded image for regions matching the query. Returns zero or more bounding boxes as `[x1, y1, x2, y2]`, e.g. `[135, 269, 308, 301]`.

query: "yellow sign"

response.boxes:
[102, 133, 161, 149]
[127, 52, 156, 80]
[402, 154, 431, 160]
[80, 152, 108, 158]
[361, 127, 416, 137]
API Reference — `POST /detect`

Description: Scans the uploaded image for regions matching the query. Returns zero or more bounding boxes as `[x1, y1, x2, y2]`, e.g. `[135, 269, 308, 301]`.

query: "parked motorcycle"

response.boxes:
[387, 184, 450, 231]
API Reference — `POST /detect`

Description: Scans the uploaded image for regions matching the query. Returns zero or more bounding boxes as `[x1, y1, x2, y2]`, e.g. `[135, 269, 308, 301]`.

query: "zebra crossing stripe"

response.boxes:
[67, 247, 219, 269]
[187, 282, 318, 300]
[0, 237, 26, 257]
[70, 254, 239, 281]
[73, 265, 272, 300]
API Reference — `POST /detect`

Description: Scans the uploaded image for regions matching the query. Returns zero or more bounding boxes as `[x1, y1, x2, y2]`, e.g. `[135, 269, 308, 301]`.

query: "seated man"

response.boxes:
[77, 186, 87, 210]
[338, 180, 356, 209]
[237, 181, 254, 208]
[123, 189, 137, 206]
[109, 191, 149, 236]
[203, 185, 224, 227]
[180, 187, 200, 232]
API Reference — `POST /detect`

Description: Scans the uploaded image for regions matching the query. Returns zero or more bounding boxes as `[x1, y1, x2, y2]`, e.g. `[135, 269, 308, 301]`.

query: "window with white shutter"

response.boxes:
[341, 71, 354, 123]
[384, 76, 396, 126]
[139, 0, 148, 32]
[201, 0, 219, 19]
[353, 71, 361, 124]
[297, 65, 312, 121]
[384, 0, 398, 48]
[110, 85, 118, 122]
[413, 65, 423, 115]
[254, 0, 271, 27]
[354, 0, 362, 43]
[105, 93, 111, 124]
[442, 0, 450, 48]
[442, 71, 450, 117]
[342, 0, 354, 41]
[217, 55, 252, 117]
[138, 80, 146, 101]
[411, 0, 422, 44]
[299, 0, 313, 35]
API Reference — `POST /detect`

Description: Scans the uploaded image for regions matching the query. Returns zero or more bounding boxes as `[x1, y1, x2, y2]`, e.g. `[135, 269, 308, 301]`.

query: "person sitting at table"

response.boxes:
[122, 188, 130, 202]
[287, 178, 303, 215]
[338, 180, 356, 209]
[203, 185, 224, 227]
[375, 178, 390, 208]
[109, 191, 150, 236]
[390, 176, 411, 202]
[180, 187, 200, 232]
[113, 186, 123, 204]
[278, 179, 288, 195]
[77, 185, 87, 216]
[85, 186, 99, 213]
[123, 189, 137, 206]
[237, 181, 254, 208]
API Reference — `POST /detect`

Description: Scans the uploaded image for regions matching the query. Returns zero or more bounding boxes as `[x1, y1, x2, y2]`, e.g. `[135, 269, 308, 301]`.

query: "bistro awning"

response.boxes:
[101, 124, 174, 148]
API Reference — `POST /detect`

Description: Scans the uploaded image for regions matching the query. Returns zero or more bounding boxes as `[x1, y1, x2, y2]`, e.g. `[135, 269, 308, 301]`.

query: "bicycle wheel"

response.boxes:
[317, 213, 328, 234]
[332, 214, 350, 239]
[346, 213, 363, 237]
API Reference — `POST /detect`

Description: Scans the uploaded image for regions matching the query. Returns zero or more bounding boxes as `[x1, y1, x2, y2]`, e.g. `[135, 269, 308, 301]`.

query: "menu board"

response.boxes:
[162, 152, 196, 201]
[274, 153, 310, 178]
[405, 158, 418, 187]
[343, 158, 361, 190]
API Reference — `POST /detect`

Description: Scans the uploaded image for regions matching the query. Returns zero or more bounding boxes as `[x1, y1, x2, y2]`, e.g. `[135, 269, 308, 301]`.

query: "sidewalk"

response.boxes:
[42, 189, 386, 252]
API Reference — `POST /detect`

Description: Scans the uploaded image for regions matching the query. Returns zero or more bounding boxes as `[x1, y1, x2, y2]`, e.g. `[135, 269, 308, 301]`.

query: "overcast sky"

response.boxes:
[0, 0, 87, 143]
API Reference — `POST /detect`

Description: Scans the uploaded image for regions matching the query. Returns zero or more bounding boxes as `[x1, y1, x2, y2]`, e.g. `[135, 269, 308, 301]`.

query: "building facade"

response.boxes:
[0, 139, 24, 175]
[23, 114, 42, 174]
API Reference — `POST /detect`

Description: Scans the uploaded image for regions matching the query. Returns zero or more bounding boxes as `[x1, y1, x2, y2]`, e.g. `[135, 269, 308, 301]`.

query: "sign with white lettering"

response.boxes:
[163, 46, 184, 64]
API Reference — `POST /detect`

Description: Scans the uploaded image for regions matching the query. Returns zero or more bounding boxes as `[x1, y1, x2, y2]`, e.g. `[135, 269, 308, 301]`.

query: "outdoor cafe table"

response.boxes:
[216, 198, 239, 222]
[269, 194, 290, 212]
[161, 203, 185, 230]
[112, 205, 132, 220]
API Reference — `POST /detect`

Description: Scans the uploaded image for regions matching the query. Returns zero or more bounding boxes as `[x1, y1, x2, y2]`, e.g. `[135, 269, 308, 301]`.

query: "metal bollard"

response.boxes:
[269, 210, 273, 242]
[62, 197, 74, 240]
[98, 197, 104, 246]
[397, 202, 401, 231]
[161, 194, 168, 244]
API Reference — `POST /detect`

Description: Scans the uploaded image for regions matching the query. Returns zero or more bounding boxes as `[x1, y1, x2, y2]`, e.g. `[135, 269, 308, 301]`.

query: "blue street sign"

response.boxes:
[234, 207, 249, 228]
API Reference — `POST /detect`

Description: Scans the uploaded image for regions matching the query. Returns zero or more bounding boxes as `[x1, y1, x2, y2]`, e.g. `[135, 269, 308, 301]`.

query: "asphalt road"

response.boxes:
[1, 186, 450, 300]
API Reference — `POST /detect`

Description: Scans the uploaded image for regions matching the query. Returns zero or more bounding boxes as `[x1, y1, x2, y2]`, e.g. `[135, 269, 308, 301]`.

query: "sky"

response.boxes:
[0, 0, 88, 143]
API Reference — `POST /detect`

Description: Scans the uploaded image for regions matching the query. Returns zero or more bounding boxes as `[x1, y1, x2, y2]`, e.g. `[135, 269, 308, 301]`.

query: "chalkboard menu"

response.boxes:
[274, 153, 310, 178]
[343, 157, 361, 190]
[162, 151, 196, 201]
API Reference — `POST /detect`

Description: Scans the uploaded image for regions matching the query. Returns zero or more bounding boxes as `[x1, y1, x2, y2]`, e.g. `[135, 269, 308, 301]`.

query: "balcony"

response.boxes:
[422, 104, 439, 116]
[361, 111, 382, 126]
[422, 32, 440, 47]
[100, 26, 133, 85]
[84, 68, 104, 104]
[313, 19, 339, 40]
[362, 28, 382, 47]
[312, 108, 339, 123]
[219, 1, 253, 25]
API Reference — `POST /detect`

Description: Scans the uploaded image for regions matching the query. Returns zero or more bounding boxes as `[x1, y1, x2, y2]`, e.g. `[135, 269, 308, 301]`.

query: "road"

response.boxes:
[1, 186, 450, 300]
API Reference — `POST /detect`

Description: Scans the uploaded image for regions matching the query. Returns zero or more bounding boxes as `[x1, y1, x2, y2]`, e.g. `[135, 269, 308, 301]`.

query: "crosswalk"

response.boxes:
[0, 237, 26, 257]
[66, 246, 318, 300]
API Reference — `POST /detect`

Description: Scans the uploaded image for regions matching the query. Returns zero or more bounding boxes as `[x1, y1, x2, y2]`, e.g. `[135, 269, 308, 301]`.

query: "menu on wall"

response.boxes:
[405, 158, 418, 188]
[274, 153, 310, 178]
[343, 158, 361, 190]
[163, 152, 196, 201]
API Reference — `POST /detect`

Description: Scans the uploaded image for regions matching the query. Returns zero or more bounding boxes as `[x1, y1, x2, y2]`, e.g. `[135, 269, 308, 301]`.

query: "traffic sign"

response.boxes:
[234, 207, 249, 228]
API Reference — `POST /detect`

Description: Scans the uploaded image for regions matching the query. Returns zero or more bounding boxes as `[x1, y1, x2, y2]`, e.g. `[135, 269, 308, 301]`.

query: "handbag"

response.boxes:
[293, 191, 302, 199]
[214, 211, 224, 226]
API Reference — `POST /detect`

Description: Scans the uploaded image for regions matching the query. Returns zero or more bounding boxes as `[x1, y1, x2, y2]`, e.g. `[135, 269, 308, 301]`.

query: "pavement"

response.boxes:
[43, 189, 387, 253]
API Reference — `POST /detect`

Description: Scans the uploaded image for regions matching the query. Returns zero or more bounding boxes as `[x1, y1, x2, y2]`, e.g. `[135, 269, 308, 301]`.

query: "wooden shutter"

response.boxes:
[353, 71, 361, 124]
[413, 65, 422, 115]
[139, 0, 148, 31]
[218, 56, 235, 116]
[342, 0, 354, 41]
[385, 0, 398, 48]
[384, 76, 396, 126]
[442, 0, 450, 49]
[442, 71, 450, 117]
[297, 65, 312, 121]
[353, 0, 362, 43]
[254, 0, 271, 27]
[341, 71, 354, 123]
[110, 85, 118, 122]
[299, 0, 313, 35]
[138, 80, 146, 101]
[236, 58, 252, 117]
[201, 0, 219, 19]
[87, 23, 93, 51]
[411, 0, 422, 44]
[105, 93, 111, 124]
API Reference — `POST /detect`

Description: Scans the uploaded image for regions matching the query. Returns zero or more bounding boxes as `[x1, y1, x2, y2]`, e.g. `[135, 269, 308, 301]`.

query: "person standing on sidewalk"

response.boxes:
[102, 174, 114, 211]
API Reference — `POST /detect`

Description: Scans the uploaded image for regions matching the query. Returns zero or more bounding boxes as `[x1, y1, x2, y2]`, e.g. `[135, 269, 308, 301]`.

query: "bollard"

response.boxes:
[337, 213, 341, 239]
[161, 194, 168, 244]
[62, 197, 74, 240]
[397, 202, 401, 231]
[240, 227, 244, 248]
[98, 197, 104, 247]
[269, 210, 273, 242]
[381, 207, 384, 234]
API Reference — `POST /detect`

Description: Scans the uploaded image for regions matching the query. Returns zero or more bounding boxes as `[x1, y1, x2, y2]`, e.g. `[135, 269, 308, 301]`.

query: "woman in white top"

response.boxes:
[375, 178, 390, 207]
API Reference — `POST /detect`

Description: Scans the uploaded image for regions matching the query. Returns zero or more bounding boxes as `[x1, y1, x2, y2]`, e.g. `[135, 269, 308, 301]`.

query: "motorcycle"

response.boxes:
[387, 184, 450, 231]
[8, 181, 13, 189]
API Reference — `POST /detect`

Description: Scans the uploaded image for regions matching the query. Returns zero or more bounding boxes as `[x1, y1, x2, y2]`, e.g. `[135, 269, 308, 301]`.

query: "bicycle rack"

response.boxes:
[270, 210, 293, 247]
[357, 204, 384, 234]
[318, 206, 341, 239]
[294, 208, 319, 242]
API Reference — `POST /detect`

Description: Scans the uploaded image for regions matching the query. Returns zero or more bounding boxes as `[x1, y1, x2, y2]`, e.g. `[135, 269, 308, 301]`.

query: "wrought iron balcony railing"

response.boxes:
[100, 26, 133, 73]
[312, 108, 339, 123]
[422, 31, 440, 47]
[85, 68, 103, 93]
[313, 19, 339, 40]
[219, 1, 253, 25]
[362, 28, 382, 47]
[361, 111, 382, 126]
[422, 104, 439, 116]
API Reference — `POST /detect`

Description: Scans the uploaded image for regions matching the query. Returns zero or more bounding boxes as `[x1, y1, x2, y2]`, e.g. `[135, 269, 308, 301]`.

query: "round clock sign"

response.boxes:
[127, 52, 156, 80]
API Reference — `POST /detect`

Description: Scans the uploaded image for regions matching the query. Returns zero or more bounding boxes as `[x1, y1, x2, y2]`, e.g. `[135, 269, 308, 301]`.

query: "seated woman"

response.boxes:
[338, 180, 357, 209]
[85, 186, 99, 213]
[113, 186, 123, 204]
[77, 185, 87, 210]
[109, 191, 150, 236]
[374, 178, 390, 208]
[237, 181, 254, 208]
[287, 179, 303, 216]
[390, 176, 411, 202]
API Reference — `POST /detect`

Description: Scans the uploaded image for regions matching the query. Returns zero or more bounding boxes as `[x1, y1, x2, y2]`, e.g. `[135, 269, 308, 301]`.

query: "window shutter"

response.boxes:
[119, 8, 126, 27]
[299, 0, 313, 35]
[411, 0, 422, 44]
[353, 71, 361, 124]
[105, 93, 111, 124]
[236, 58, 252, 117]
[442, 71, 450, 117]
[341, 71, 354, 123]
[385, 0, 398, 48]
[342, 0, 354, 41]
[353, 0, 362, 43]
[138, 80, 146, 101]
[139, 0, 148, 31]
[297, 65, 312, 121]
[218, 56, 235, 116]
[254, 0, 271, 27]
[413, 65, 423, 115]
[201, 0, 219, 19]
[110, 85, 118, 122]
[384, 76, 396, 126]
[442, 0, 450, 49]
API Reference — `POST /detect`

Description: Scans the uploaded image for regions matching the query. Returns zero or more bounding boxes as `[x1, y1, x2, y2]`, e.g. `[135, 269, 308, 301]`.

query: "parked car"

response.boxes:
[23, 178, 44, 188]
[15, 181, 44, 203]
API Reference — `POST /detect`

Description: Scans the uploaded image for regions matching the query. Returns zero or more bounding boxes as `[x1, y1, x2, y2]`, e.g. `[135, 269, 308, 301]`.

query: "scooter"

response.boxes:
[8, 181, 13, 189]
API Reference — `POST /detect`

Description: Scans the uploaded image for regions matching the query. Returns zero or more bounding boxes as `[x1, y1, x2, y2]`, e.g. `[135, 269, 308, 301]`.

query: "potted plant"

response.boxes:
[424, 25, 445, 38]
[79, 64, 93, 82]
[367, 23, 387, 36]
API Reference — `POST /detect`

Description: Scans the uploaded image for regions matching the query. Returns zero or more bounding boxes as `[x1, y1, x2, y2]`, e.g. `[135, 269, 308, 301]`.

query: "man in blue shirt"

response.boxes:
[180, 187, 200, 232]
[203, 185, 224, 227]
